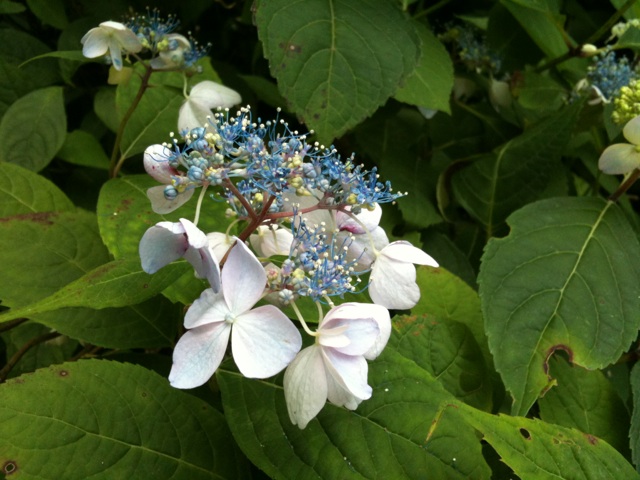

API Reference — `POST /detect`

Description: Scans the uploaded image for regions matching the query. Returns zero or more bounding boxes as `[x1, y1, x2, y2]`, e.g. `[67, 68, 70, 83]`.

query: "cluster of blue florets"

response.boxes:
[157, 107, 405, 215]
[586, 50, 637, 102]
[127, 9, 180, 50]
[279, 220, 360, 302]
[126, 9, 208, 69]
[441, 24, 501, 74]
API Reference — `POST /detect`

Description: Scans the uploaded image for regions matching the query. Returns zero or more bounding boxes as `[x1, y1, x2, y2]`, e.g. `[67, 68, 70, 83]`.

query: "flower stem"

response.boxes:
[291, 300, 318, 337]
[609, 168, 640, 202]
[193, 184, 209, 226]
[109, 65, 154, 178]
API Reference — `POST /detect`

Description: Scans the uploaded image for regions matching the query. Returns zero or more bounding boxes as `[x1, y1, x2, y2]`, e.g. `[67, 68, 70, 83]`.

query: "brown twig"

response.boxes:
[0, 332, 61, 382]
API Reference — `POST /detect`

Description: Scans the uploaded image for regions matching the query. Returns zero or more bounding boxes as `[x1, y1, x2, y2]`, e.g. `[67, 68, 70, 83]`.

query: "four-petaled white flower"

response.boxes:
[81, 21, 143, 70]
[139, 218, 220, 291]
[283, 303, 391, 429]
[369, 241, 439, 310]
[169, 240, 302, 388]
[599, 115, 640, 174]
[178, 81, 242, 132]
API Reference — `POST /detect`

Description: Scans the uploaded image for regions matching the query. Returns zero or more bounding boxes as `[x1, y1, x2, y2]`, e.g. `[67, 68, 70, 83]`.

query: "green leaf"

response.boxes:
[391, 314, 492, 410]
[20, 50, 86, 66]
[538, 356, 631, 456]
[514, 71, 565, 116]
[30, 296, 180, 349]
[0, 86, 67, 171]
[394, 22, 453, 114]
[255, 0, 419, 142]
[0, 258, 189, 323]
[478, 197, 640, 416]
[218, 341, 491, 479]
[239, 74, 288, 110]
[0, 29, 60, 117]
[94, 87, 119, 132]
[413, 266, 492, 368]
[630, 362, 640, 468]
[0, 163, 74, 216]
[0, 210, 111, 308]
[26, 0, 68, 29]
[500, 0, 571, 58]
[0, 0, 26, 13]
[57, 129, 110, 169]
[116, 67, 183, 159]
[614, 25, 640, 50]
[452, 101, 581, 236]
[97, 175, 228, 304]
[461, 405, 639, 479]
[0, 360, 249, 479]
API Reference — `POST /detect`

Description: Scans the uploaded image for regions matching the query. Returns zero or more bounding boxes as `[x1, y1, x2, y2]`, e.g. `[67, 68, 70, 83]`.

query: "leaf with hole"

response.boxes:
[479, 197, 640, 416]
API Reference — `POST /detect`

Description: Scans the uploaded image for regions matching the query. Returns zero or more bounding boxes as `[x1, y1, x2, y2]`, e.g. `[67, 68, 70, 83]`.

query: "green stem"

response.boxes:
[109, 65, 154, 178]
[609, 168, 640, 202]
[414, 0, 451, 18]
[535, 0, 638, 73]
[586, 0, 638, 45]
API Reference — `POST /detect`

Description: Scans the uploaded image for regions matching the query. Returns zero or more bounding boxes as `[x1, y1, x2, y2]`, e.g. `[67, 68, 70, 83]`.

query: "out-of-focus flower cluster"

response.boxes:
[81, 9, 208, 71]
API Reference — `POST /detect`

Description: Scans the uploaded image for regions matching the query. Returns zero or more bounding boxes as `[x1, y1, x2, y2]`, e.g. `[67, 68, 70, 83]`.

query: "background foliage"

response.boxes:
[1, 0, 640, 478]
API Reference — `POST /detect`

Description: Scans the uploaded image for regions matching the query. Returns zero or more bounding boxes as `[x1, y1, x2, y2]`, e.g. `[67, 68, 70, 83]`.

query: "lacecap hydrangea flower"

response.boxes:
[138, 106, 439, 428]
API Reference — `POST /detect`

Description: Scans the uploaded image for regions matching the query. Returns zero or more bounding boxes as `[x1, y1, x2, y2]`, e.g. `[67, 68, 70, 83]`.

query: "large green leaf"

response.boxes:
[97, 175, 228, 304]
[479, 197, 640, 416]
[0, 210, 110, 308]
[0, 360, 249, 479]
[500, 0, 570, 58]
[452, 101, 581, 236]
[394, 22, 453, 113]
[0, 209, 179, 348]
[116, 68, 183, 159]
[0, 163, 73, 217]
[218, 316, 491, 479]
[0, 29, 60, 117]
[538, 356, 630, 456]
[0, 258, 189, 323]
[461, 406, 639, 479]
[0, 86, 67, 171]
[255, 0, 419, 142]
[390, 315, 492, 411]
